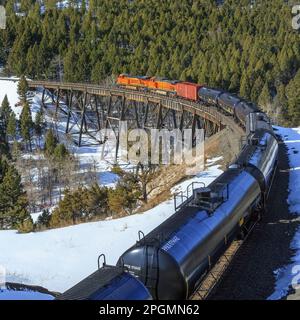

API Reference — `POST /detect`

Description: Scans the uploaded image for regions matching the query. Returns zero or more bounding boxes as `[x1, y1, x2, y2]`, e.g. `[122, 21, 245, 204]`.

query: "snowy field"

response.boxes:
[0, 162, 222, 296]
[268, 127, 300, 300]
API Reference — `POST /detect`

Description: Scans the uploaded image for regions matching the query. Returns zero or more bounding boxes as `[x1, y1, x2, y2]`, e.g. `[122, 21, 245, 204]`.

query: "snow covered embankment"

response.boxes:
[0, 162, 222, 295]
[269, 127, 300, 300]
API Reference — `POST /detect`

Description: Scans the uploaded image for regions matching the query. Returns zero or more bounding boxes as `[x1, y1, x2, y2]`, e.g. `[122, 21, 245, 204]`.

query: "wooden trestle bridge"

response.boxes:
[28, 81, 244, 160]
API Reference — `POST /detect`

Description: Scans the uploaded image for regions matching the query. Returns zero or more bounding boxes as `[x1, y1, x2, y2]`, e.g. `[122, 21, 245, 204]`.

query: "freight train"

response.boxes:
[57, 75, 278, 300]
[117, 74, 259, 127]
[118, 127, 278, 300]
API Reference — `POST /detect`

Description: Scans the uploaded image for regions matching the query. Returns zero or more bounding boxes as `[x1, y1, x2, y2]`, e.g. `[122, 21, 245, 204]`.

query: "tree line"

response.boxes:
[0, 85, 33, 232]
[0, 76, 160, 231]
[0, 89, 143, 232]
[39, 164, 160, 229]
[0, 0, 299, 125]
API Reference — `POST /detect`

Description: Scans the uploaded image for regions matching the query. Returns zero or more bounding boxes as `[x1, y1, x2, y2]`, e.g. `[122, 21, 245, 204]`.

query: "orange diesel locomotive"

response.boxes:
[117, 74, 202, 101]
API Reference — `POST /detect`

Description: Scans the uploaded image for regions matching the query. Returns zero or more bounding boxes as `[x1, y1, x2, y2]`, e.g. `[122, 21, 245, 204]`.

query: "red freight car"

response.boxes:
[175, 82, 203, 101]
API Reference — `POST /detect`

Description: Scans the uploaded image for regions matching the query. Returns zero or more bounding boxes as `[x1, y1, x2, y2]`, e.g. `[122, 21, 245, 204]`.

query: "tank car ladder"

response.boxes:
[138, 231, 160, 300]
[144, 245, 160, 300]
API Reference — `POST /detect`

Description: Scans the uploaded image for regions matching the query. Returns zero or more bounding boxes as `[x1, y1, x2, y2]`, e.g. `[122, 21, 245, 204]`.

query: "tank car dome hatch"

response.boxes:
[192, 186, 229, 213]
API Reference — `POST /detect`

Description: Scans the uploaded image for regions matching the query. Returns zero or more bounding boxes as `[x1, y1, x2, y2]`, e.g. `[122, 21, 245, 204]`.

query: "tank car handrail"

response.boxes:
[187, 182, 206, 198]
[174, 193, 188, 212]
[138, 230, 145, 242]
[174, 181, 206, 212]
[97, 253, 106, 269]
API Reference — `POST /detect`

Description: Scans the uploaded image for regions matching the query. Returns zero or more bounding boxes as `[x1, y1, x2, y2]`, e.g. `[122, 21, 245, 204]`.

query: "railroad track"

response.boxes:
[191, 159, 279, 300]
[191, 240, 243, 300]
[206, 139, 291, 300]
[190, 224, 260, 300]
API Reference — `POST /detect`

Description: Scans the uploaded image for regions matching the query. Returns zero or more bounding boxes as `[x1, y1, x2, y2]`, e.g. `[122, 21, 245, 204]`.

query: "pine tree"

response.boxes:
[44, 128, 58, 157]
[11, 141, 21, 161]
[239, 73, 252, 99]
[258, 83, 272, 109]
[274, 84, 288, 124]
[0, 127, 9, 157]
[54, 143, 69, 161]
[37, 209, 51, 228]
[0, 96, 10, 154]
[286, 70, 300, 126]
[0, 156, 31, 230]
[50, 188, 84, 227]
[34, 109, 44, 147]
[108, 186, 129, 215]
[251, 77, 264, 103]
[17, 75, 29, 102]
[18, 217, 34, 233]
[0, 95, 12, 130]
[85, 184, 109, 218]
[6, 112, 17, 141]
[229, 73, 240, 92]
[108, 169, 141, 215]
[20, 101, 33, 151]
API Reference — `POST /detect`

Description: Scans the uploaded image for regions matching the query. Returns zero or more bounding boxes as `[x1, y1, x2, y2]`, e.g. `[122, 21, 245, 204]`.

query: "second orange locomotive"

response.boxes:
[117, 74, 202, 101]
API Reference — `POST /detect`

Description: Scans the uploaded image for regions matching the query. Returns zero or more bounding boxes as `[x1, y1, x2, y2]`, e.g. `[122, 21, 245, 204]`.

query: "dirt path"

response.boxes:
[210, 139, 300, 300]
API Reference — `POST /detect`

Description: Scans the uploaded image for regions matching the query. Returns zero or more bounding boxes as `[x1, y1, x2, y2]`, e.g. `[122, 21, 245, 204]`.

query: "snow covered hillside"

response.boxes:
[0, 78, 124, 217]
[0, 163, 222, 294]
[0, 78, 20, 115]
[0, 78, 126, 177]
[269, 127, 300, 300]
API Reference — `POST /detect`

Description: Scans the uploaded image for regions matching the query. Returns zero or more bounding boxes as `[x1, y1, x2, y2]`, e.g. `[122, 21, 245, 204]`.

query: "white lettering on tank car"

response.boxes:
[124, 264, 141, 272]
[162, 236, 180, 251]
